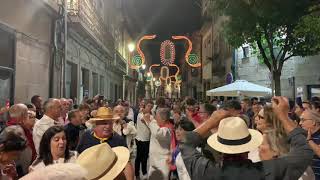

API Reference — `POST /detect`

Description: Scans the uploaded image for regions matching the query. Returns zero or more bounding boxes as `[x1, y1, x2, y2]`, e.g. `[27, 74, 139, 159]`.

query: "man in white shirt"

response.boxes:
[134, 100, 153, 180]
[33, 98, 62, 154]
[144, 107, 173, 180]
[58, 98, 70, 125]
[114, 105, 137, 156]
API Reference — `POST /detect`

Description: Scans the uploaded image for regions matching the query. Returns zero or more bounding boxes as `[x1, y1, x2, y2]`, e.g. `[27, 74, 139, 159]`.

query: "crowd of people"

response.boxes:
[0, 94, 319, 180]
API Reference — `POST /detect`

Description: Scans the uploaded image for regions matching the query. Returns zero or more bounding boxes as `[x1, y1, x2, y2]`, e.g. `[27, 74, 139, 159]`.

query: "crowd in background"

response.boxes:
[0, 94, 319, 180]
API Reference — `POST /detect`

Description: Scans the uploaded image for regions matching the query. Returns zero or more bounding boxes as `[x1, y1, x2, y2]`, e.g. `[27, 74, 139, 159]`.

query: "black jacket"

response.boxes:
[180, 128, 313, 180]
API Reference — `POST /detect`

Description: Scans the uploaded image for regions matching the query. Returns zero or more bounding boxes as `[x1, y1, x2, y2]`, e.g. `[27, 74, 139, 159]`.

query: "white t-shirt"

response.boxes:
[135, 113, 151, 141]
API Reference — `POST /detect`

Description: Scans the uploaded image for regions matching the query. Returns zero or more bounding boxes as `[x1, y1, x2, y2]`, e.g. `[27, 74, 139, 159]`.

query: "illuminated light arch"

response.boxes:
[148, 64, 160, 80]
[160, 40, 175, 66]
[160, 66, 170, 81]
[166, 77, 172, 86]
[130, 35, 157, 69]
[169, 64, 180, 82]
[172, 36, 201, 68]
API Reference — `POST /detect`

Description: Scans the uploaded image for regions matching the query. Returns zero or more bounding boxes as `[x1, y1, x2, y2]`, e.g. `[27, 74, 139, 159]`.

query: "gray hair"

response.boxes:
[307, 110, 320, 124]
[21, 163, 87, 180]
[43, 98, 59, 113]
[156, 108, 170, 121]
[9, 104, 28, 118]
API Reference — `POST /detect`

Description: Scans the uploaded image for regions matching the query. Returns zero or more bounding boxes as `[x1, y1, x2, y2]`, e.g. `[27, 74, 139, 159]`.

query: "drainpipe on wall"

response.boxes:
[49, 18, 56, 98]
[60, 0, 68, 98]
[232, 49, 237, 81]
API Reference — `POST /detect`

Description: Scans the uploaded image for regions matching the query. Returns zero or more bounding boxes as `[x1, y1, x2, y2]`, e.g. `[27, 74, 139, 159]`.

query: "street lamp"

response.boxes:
[124, 43, 135, 101]
[128, 43, 135, 52]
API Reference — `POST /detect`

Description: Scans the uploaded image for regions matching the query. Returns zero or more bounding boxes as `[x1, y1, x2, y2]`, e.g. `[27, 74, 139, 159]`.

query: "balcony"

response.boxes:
[41, 0, 60, 13]
[115, 51, 127, 74]
[67, 0, 114, 51]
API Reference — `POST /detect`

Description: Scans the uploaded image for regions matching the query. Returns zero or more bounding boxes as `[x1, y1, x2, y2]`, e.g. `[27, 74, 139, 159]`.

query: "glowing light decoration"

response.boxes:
[160, 40, 175, 66]
[172, 36, 201, 68]
[131, 55, 143, 67]
[130, 35, 157, 69]
[160, 66, 170, 80]
[188, 54, 199, 65]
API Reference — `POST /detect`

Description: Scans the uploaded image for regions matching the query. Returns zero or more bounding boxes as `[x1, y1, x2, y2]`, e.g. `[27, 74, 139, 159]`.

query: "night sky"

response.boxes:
[123, 0, 201, 66]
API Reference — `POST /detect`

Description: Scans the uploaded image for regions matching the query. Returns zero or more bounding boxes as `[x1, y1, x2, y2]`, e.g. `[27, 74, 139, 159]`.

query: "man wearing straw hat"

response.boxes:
[180, 97, 313, 180]
[77, 107, 134, 180]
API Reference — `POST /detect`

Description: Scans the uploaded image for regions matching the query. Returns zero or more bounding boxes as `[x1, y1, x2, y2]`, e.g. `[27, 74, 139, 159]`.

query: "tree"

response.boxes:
[211, 0, 320, 95]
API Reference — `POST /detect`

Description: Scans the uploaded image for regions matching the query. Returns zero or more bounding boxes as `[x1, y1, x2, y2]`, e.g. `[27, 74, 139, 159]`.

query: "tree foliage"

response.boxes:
[210, 0, 320, 95]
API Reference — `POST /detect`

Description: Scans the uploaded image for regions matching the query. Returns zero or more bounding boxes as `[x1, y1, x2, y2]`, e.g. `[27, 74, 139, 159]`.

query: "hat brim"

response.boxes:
[207, 129, 263, 154]
[87, 117, 120, 124]
[100, 146, 130, 180]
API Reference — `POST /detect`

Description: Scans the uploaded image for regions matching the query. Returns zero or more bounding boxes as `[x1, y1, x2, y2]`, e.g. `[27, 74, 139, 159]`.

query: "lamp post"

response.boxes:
[123, 43, 135, 100]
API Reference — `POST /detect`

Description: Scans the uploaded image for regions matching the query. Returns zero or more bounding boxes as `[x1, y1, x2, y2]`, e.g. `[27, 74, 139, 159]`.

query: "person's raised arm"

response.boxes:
[271, 96, 296, 134]
[195, 109, 230, 138]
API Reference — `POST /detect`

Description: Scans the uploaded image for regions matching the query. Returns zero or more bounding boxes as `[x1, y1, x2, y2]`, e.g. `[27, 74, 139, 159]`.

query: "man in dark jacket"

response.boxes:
[64, 109, 85, 150]
[181, 96, 313, 180]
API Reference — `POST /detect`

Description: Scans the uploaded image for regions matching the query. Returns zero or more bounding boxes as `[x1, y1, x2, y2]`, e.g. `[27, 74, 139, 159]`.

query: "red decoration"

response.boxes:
[160, 40, 175, 66]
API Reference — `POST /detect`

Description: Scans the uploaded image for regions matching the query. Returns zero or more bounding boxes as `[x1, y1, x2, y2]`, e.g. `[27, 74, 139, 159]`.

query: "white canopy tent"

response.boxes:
[206, 80, 272, 97]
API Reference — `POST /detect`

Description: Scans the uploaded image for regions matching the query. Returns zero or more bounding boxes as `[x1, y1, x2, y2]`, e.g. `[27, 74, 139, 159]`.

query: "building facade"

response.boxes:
[0, 0, 60, 106]
[63, 0, 135, 104]
[200, 0, 233, 100]
[180, 32, 202, 100]
[235, 47, 320, 100]
[0, 0, 136, 106]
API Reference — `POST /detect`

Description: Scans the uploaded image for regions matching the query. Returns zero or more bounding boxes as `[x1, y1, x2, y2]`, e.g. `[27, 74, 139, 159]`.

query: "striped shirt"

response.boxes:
[311, 129, 320, 179]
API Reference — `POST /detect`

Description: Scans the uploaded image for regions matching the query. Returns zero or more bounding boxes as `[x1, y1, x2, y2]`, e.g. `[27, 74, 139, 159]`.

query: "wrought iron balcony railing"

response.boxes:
[67, 0, 114, 50]
[115, 51, 127, 74]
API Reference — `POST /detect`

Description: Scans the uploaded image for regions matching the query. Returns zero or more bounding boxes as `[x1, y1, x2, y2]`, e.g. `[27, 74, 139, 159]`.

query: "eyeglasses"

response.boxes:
[300, 118, 313, 122]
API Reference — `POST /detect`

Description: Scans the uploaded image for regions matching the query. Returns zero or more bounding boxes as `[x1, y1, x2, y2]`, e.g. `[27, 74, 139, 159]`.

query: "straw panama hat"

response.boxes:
[207, 117, 263, 154]
[88, 107, 119, 124]
[76, 143, 130, 180]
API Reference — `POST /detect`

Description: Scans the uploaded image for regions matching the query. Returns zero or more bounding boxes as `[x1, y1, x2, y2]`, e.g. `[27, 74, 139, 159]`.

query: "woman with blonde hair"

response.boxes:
[255, 105, 286, 135]
[259, 129, 315, 180]
[250, 105, 287, 162]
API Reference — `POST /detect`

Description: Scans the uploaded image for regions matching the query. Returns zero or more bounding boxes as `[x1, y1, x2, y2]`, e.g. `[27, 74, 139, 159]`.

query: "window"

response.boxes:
[242, 46, 250, 58]
[92, 72, 99, 96]
[100, 75, 104, 95]
[0, 25, 15, 107]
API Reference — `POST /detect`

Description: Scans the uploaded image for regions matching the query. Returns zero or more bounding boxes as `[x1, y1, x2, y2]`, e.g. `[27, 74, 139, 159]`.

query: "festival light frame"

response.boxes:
[172, 35, 201, 68]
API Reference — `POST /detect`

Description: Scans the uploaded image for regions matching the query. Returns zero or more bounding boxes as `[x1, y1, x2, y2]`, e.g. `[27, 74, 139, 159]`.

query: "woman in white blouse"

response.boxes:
[30, 126, 77, 171]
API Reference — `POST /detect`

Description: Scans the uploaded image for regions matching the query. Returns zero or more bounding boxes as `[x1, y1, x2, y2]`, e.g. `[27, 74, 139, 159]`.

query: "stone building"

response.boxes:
[63, 0, 136, 103]
[0, 0, 137, 106]
[235, 47, 320, 100]
[180, 32, 202, 100]
[0, 0, 59, 106]
[200, 0, 233, 100]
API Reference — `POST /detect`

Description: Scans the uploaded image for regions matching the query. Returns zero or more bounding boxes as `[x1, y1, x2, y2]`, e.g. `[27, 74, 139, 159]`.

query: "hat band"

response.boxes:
[91, 155, 118, 180]
[217, 134, 252, 146]
[96, 115, 114, 119]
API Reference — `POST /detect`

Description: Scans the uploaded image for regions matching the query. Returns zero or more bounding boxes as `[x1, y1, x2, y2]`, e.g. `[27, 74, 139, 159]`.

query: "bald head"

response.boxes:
[9, 104, 28, 119]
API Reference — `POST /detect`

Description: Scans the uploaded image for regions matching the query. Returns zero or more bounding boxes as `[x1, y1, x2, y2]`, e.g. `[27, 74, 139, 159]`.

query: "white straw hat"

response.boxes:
[76, 143, 129, 180]
[207, 117, 263, 154]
